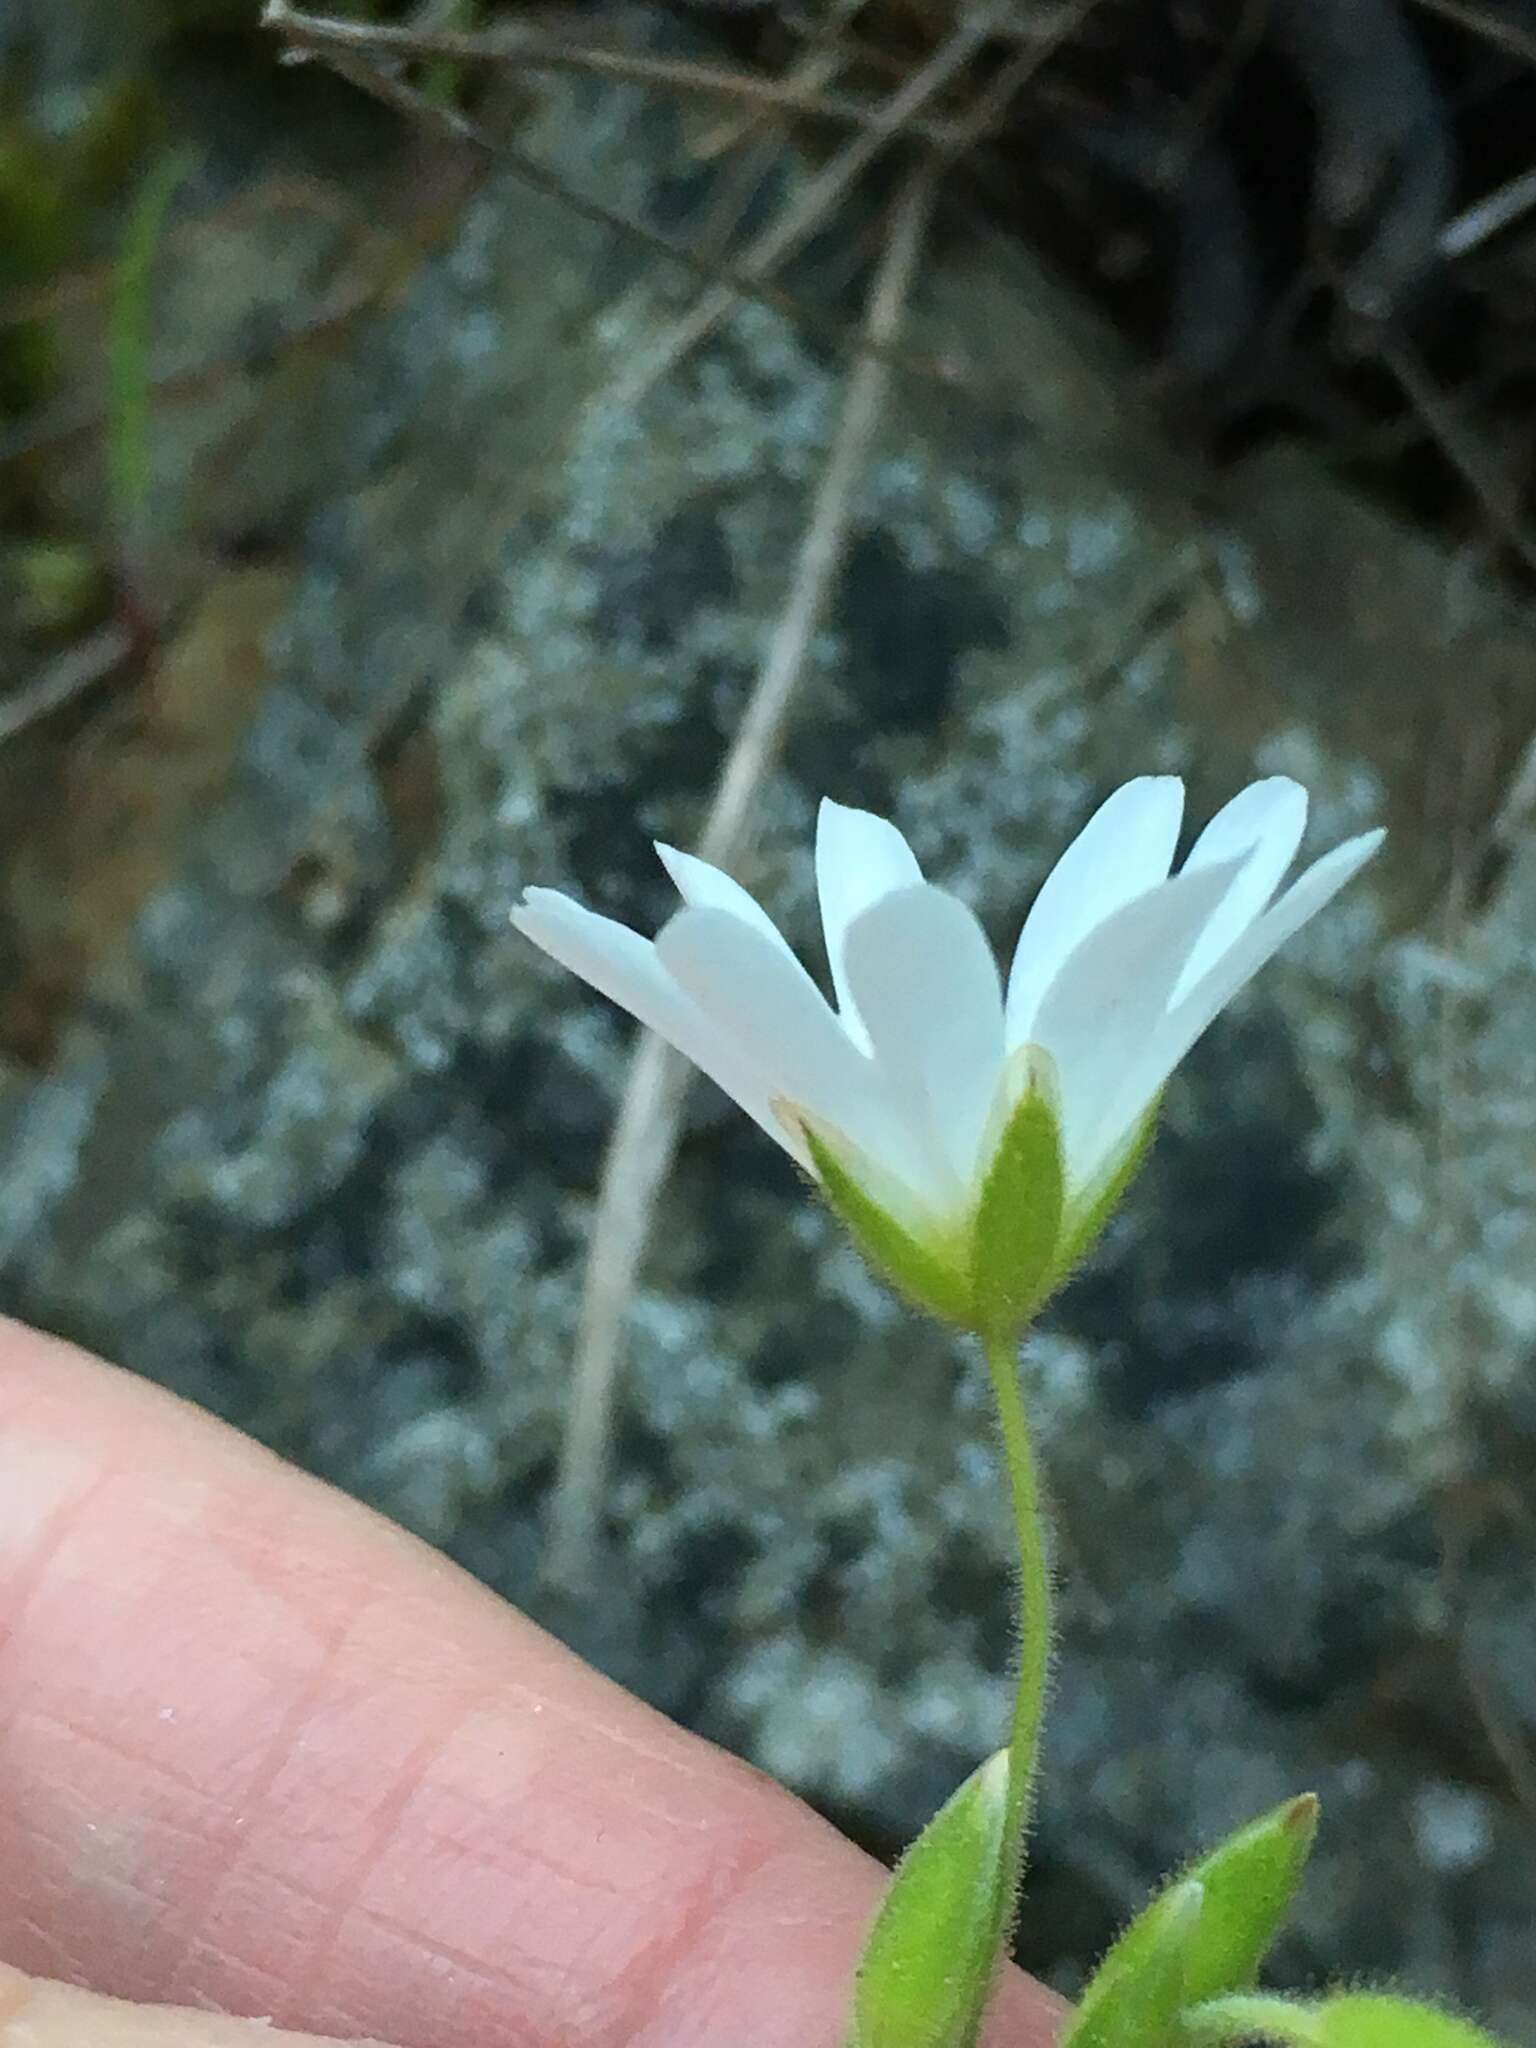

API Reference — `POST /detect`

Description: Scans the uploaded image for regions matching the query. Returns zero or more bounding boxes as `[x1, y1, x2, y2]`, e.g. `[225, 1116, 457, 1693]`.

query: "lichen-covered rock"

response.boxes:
[2, 54, 1535, 2034]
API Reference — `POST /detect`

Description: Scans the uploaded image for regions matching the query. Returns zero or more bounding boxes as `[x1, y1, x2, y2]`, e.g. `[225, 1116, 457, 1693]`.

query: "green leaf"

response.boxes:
[803, 1123, 974, 1328]
[1065, 1794, 1319, 2048]
[1312, 1996, 1508, 2048]
[971, 1084, 1064, 1337]
[1175, 1793, 1318, 2003]
[1064, 1879, 1206, 2048]
[1178, 1993, 1323, 2045]
[851, 1750, 1011, 2048]
[1181, 1992, 1510, 2048]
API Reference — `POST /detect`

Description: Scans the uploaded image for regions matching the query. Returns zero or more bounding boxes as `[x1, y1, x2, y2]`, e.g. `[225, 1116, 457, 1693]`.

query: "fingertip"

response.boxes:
[0, 1960, 399, 2046]
[0, 1321, 1068, 2048]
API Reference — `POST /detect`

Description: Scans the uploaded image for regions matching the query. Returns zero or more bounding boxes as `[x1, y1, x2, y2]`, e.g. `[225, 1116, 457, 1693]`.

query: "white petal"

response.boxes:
[654, 844, 797, 961]
[512, 889, 798, 1161]
[841, 884, 1007, 1202]
[1171, 777, 1308, 1001]
[1006, 776, 1185, 1046]
[815, 799, 924, 1052]
[656, 905, 932, 1195]
[1128, 828, 1386, 1119]
[1029, 857, 1249, 1189]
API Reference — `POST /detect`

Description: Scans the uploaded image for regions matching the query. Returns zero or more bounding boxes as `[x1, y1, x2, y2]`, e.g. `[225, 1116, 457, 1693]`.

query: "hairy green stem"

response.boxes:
[982, 1328, 1053, 1959]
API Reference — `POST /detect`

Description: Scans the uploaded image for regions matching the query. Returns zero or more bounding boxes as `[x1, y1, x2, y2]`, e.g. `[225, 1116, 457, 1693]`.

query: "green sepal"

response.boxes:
[803, 1123, 973, 1328]
[1181, 1992, 1509, 2048]
[1064, 1794, 1319, 2048]
[1057, 1101, 1157, 1277]
[1064, 1878, 1206, 2048]
[849, 1749, 1011, 2048]
[971, 1084, 1064, 1338]
[801, 1077, 1152, 1336]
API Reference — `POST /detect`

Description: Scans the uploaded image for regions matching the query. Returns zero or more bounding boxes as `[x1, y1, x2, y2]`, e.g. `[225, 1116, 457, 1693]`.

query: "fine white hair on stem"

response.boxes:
[541, 164, 938, 1595]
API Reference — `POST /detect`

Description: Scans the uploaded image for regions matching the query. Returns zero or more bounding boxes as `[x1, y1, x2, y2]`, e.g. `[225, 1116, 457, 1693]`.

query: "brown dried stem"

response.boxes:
[0, 622, 135, 746]
[262, 0, 982, 398]
[267, 0, 963, 143]
[542, 160, 939, 1592]
[609, 0, 1037, 408]
[1406, 0, 1536, 64]
[1380, 338, 1536, 583]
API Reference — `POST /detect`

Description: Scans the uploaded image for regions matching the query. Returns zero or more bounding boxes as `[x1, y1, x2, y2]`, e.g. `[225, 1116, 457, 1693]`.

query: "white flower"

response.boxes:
[513, 777, 1381, 1324]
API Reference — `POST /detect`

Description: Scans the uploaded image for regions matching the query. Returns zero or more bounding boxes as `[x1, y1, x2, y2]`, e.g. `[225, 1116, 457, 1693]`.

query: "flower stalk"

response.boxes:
[981, 1326, 1053, 1966]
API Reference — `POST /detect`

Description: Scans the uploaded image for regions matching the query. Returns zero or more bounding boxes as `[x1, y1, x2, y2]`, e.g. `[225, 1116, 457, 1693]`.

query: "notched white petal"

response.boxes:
[657, 903, 932, 1195]
[512, 888, 796, 1156]
[1172, 776, 1308, 1000]
[1083, 826, 1384, 1186]
[1029, 856, 1248, 1187]
[841, 883, 1006, 1204]
[653, 844, 797, 960]
[815, 798, 924, 1051]
[1006, 775, 1184, 1046]
[1158, 828, 1386, 1078]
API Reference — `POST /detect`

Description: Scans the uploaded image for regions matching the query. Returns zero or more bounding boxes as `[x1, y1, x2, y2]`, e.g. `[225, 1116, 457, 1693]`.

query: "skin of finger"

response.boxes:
[0, 1959, 396, 2048]
[0, 1318, 1064, 2048]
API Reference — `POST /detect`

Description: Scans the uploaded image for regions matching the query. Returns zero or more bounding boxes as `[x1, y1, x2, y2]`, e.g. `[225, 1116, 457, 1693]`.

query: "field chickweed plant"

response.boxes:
[517, 777, 1504, 2048]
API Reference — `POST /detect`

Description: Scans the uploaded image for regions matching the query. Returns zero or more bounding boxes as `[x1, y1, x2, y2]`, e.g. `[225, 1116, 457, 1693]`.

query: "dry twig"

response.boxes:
[263, 0, 983, 398]
[693, 0, 868, 162]
[1491, 722, 1536, 850]
[1440, 163, 1536, 260]
[268, 2, 964, 142]
[542, 160, 939, 1592]
[685, 0, 870, 287]
[610, 0, 1043, 408]
[1379, 338, 1536, 584]
[1406, 0, 1536, 64]
[0, 622, 135, 746]
[1424, 732, 1536, 1832]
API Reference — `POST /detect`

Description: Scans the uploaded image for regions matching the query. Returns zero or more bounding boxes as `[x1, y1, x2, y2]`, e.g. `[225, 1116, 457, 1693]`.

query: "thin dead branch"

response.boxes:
[1380, 338, 1536, 584]
[1407, 0, 1536, 64]
[610, 0, 1063, 408]
[268, 1, 964, 143]
[542, 160, 939, 1594]
[687, 0, 869, 282]
[1440, 163, 1536, 260]
[263, 0, 985, 401]
[934, 0, 1093, 158]
[1156, 0, 1273, 189]
[0, 622, 135, 746]
[1425, 730, 1536, 1835]
[1490, 721, 1536, 850]
[693, 0, 868, 161]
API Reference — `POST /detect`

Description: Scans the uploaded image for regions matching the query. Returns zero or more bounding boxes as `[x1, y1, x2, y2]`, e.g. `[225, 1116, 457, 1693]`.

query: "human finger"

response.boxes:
[0, 1318, 1063, 2048]
[0, 1960, 395, 2048]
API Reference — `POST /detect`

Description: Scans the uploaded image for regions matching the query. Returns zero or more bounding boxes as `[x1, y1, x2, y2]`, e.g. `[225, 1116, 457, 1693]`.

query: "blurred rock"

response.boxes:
[3, 54, 1535, 2033]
